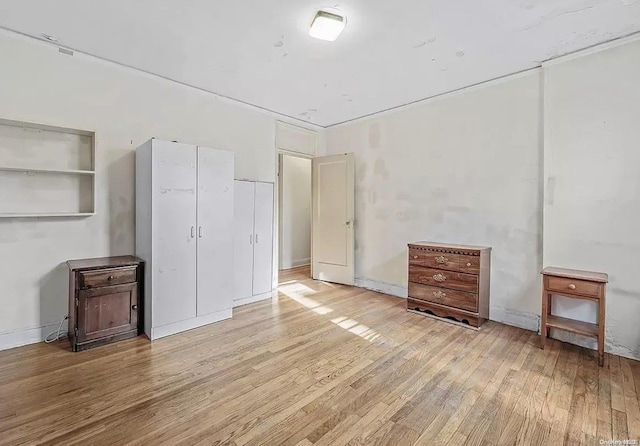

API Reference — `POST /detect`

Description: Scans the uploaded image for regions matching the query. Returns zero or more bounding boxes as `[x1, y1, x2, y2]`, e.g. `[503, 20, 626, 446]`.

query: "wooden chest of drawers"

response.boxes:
[407, 242, 491, 328]
[67, 256, 145, 351]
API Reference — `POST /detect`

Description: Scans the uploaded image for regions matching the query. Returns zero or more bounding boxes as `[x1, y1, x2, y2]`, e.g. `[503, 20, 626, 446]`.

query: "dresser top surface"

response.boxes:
[542, 266, 608, 283]
[66, 255, 144, 271]
[408, 241, 491, 252]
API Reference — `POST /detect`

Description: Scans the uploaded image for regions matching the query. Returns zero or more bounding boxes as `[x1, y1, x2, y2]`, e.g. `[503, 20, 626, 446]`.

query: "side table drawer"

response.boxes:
[79, 267, 137, 289]
[547, 276, 602, 298]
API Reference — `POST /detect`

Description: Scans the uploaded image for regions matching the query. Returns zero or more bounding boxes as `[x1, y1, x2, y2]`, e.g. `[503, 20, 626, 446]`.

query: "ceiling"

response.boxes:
[0, 1, 638, 127]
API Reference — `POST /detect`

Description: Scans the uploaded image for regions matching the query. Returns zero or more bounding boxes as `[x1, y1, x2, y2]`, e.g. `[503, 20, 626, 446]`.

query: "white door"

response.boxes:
[253, 182, 274, 296]
[234, 181, 255, 301]
[152, 140, 197, 326]
[196, 147, 234, 316]
[312, 153, 355, 285]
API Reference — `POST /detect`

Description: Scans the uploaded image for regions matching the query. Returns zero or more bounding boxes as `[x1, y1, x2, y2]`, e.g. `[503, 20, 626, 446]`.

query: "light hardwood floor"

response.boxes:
[1, 265, 639, 445]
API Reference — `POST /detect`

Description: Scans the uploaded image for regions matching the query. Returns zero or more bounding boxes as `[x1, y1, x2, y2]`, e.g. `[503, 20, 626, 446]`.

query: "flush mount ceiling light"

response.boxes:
[309, 10, 347, 42]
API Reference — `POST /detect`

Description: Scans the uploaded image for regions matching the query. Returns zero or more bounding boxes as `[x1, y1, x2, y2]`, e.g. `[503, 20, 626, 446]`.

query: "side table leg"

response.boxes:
[598, 295, 605, 367]
[541, 288, 548, 350]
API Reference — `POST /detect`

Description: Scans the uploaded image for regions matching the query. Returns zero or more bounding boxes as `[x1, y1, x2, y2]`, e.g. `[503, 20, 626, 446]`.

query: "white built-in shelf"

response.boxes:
[0, 166, 95, 176]
[0, 118, 96, 218]
[0, 212, 96, 218]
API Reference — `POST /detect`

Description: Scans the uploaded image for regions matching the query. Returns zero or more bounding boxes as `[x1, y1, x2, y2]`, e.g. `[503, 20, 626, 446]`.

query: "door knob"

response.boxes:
[132, 305, 138, 310]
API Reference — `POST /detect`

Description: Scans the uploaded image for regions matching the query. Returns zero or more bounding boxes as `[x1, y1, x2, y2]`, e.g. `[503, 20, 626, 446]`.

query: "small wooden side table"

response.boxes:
[540, 267, 608, 366]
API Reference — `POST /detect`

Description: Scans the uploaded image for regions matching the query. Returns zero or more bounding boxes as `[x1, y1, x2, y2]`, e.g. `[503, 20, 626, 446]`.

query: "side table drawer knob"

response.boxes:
[568, 284, 576, 290]
[413, 255, 419, 259]
[435, 256, 448, 264]
[466, 262, 472, 267]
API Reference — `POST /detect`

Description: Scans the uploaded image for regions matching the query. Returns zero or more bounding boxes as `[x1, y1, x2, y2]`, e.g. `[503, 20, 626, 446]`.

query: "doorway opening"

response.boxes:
[278, 153, 312, 279]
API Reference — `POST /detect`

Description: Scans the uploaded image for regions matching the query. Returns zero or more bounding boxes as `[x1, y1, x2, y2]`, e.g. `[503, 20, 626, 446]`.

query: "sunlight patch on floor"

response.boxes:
[279, 281, 384, 344]
[279, 282, 334, 315]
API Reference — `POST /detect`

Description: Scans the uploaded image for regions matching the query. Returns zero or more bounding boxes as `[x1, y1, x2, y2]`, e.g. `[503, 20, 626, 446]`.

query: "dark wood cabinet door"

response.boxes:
[77, 283, 139, 343]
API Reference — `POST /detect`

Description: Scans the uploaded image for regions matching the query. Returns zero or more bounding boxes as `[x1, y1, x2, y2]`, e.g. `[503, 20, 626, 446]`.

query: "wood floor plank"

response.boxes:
[621, 357, 640, 439]
[0, 266, 637, 446]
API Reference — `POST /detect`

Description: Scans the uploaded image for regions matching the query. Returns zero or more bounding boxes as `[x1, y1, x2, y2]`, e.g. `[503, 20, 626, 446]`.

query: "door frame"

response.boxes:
[275, 149, 314, 283]
[274, 120, 319, 288]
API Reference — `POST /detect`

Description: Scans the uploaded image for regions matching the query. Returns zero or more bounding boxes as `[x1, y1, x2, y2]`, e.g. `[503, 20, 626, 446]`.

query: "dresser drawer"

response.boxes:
[408, 266, 479, 293]
[547, 276, 602, 298]
[423, 251, 459, 272]
[408, 282, 478, 312]
[409, 248, 426, 266]
[79, 267, 137, 289]
[459, 255, 480, 275]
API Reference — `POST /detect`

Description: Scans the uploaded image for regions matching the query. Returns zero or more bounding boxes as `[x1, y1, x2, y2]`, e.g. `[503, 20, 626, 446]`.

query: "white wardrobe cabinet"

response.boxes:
[136, 139, 234, 340]
[234, 180, 274, 307]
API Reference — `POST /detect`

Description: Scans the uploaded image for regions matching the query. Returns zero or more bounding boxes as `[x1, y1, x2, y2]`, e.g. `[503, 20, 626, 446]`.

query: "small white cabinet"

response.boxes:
[136, 139, 234, 340]
[234, 180, 274, 307]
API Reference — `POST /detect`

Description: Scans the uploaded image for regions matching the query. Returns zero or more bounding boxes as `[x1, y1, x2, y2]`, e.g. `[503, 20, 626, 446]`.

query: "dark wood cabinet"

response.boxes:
[67, 256, 144, 351]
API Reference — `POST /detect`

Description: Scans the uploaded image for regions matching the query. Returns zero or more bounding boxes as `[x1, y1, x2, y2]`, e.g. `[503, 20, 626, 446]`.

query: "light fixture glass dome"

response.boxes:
[309, 10, 347, 42]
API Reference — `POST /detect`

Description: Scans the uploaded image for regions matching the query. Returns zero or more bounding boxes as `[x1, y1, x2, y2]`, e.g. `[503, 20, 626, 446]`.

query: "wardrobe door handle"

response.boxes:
[199, 226, 203, 238]
[255, 234, 259, 244]
[191, 226, 195, 238]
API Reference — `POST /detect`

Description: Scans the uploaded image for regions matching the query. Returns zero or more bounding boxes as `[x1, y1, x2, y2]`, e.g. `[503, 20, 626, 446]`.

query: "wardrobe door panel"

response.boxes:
[253, 182, 274, 296]
[234, 181, 255, 301]
[196, 147, 234, 316]
[152, 140, 197, 327]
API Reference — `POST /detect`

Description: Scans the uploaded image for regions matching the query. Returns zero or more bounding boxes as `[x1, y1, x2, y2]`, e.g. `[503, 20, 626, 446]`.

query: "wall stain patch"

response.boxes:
[374, 158, 389, 179]
[368, 190, 378, 204]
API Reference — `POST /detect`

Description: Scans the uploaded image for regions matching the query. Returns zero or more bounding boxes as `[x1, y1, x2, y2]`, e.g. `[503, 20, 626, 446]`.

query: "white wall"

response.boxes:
[279, 155, 311, 270]
[0, 31, 315, 350]
[543, 39, 640, 359]
[324, 72, 544, 331]
[324, 37, 640, 360]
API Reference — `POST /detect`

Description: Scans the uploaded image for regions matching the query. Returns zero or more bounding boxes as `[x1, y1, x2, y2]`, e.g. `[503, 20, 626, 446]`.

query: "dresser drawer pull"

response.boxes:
[568, 284, 576, 290]
[413, 255, 419, 259]
[108, 275, 114, 281]
[433, 273, 447, 282]
[435, 256, 448, 264]
[433, 290, 447, 299]
[466, 262, 472, 267]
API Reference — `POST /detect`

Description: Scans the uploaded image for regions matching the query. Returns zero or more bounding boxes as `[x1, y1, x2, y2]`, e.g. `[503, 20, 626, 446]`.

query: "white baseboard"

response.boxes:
[354, 277, 407, 298]
[0, 321, 65, 351]
[149, 308, 232, 340]
[233, 291, 273, 308]
[281, 258, 311, 270]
